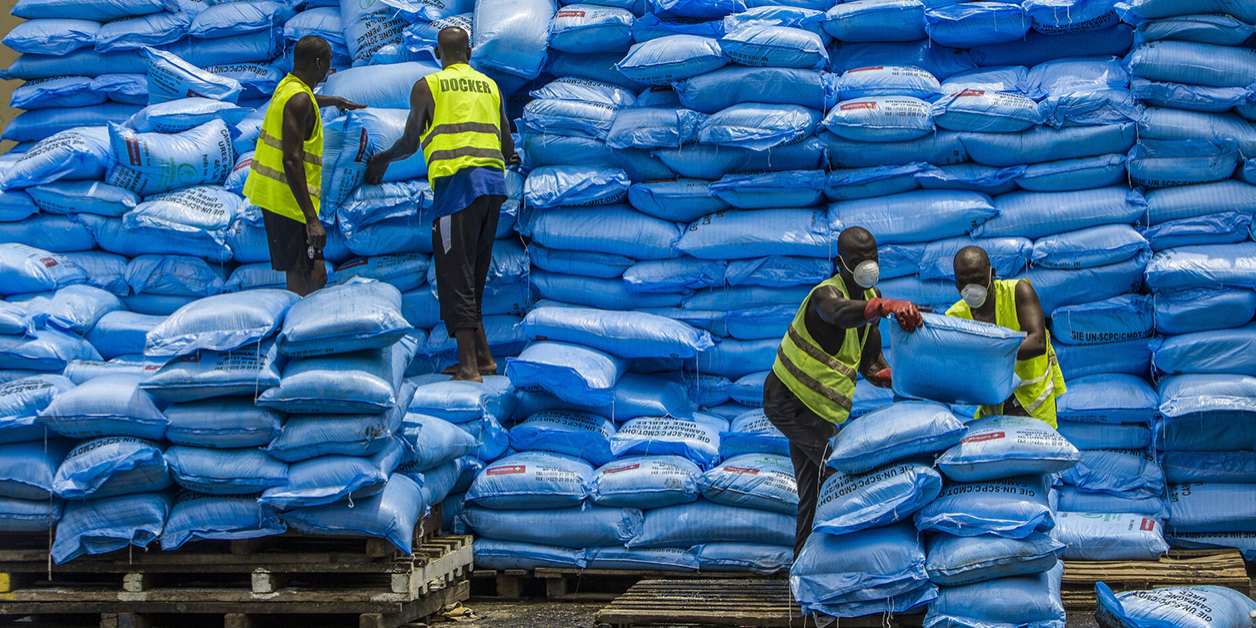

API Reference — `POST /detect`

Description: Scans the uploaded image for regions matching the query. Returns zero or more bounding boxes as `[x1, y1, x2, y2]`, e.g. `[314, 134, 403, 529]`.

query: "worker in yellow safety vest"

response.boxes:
[764, 226, 930, 557]
[243, 35, 362, 296]
[365, 27, 514, 383]
[947, 245, 1067, 428]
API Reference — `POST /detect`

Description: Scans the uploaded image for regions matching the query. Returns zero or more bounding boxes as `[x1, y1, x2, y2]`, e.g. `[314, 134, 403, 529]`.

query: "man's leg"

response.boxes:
[432, 208, 484, 382]
[470, 196, 503, 373]
[762, 372, 839, 558]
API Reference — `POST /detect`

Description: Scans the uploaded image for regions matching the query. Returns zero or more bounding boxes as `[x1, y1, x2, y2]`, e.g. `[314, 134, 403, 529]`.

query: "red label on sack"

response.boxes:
[955, 88, 986, 98]
[962, 432, 1005, 443]
[1140, 518, 1156, 532]
[840, 101, 877, 110]
[353, 129, 369, 163]
[603, 463, 640, 474]
[487, 465, 526, 476]
[338, 258, 368, 270]
[187, 89, 206, 98]
[725, 466, 759, 475]
[39, 257, 57, 268]
[847, 66, 884, 73]
[125, 137, 143, 166]
[171, 354, 201, 365]
[557, 9, 585, 17]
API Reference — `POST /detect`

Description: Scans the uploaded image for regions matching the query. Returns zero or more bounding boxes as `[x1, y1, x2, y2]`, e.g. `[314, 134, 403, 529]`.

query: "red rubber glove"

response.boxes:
[871, 368, 892, 388]
[865, 298, 927, 332]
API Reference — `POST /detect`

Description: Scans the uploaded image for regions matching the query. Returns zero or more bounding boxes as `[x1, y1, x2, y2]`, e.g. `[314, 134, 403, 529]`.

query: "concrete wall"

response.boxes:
[0, 12, 22, 153]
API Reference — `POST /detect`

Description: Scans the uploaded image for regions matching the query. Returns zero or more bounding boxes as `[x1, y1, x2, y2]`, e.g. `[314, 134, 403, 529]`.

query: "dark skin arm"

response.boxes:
[809, 284, 878, 329]
[280, 91, 324, 250]
[860, 318, 890, 385]
[313, 95, 365, 111]
[1014, 280, 1048, 362]
[365, 80, 434, 185]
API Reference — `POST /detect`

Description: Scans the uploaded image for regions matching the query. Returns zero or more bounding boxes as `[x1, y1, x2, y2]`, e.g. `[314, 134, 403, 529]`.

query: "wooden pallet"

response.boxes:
[1060, 549, 1253, 610]
[594, 579, 924, 628]
[471, 567, 786, 601]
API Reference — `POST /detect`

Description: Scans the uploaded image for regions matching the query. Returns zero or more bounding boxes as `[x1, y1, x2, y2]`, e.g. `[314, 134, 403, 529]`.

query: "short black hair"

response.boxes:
[293, 35, 331, 70]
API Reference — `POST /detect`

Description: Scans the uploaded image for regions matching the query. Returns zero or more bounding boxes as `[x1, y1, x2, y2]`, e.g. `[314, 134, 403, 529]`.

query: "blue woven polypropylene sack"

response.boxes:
[531, 272, 684, 311]
[689, 542, 789, 574]
[823, 0, 926, 42]
[465, 451, 593, 510]
[188, 1, 295, 39]
[961, 123, 1135, 168]
[526, 205, 682, 260]
[1052, 295, 1154, 346]
[125, 254, 225, 300]
[1133, 12, 1256, 44]
[140, 342, 284, 403]
[1015, 154, 1128, 192]
[590, 455, 701, 509]
[267, 382, 413, 463]
[27, 181, 138, 218]
[522, 98, 619, 140]
[720, 410, 788, 458]
[520, 307, 714, 360]
[587, 547, 698, 572]
[2, 104, 142, 144]
[655, 136, 827, 179]
[679, 209, 829, 260]
[1162, 451, 1256, 484]
[823, 97, 934, 143]
[617, 35, 726, 85]
[941, 65, 1029, 96]
[112, 187, 238, 262]
[1155, 288, 1256, 336]
[1097, 582, 1256, 628]
[317, 63, 439, 111]
[327, 109, 430, 207]
[334, 254, 431, 294]
[507, 411, 616, 466]
[0, 244, 87, 297]
[0, 439, 73, 500]
[623, 258, 724, 293]
[1145, 243, 1256, 292]
[674, 66, 831, 113]
[1040, 88, 1141, 128]
[277, 281, 410, 358]
[407, 375, 516, 424]
[699, 103, 821, 151]
[1146, 180, 1256, 224]
[1024, 0, 1119, 34]
[937, 417, 1080, 483]
[104, 122, 235, 197]
[0, 187, 38, 222]
[828, 401, 967, 475]
[791, 521, 931, 611]
[606, 108, 704, 150]
[58, 251, 126, 297]
[826, 163, 926, 202]
[523, 165, 630, 208]
[470, 0, 554, 79]
[925, 3, 1031, 47]
[720, 25, 827, 70]
[1139, 107, 1256, 156]
[159, 492, 285, 551]
[977, 187, 1145, 240]
[9, 76, 104, 110]
[1141, 212, 1253, 252]
[258, 438, 405, 511]
[1057, 421, 1151, 450]
[0, 375, 75, 444]
[916, 474, 1054, 538]
[52, 437, 172, 500]
[506, 342, 628, 407]
[722, 5, 824, 33]
[1055, 337, 1152, 380]
[127, 98, 249, 135]
[1031, 224, 1150, 271]
[629, 499, 793, 547]
[530, 245, 632, 279]
[1167, 483, 1256, 534]
[698, 453, 797, 514]
[0, 126, 112, 192]
[728, 372, 767, 407]
[1157, 374, 1256, 443]
[1167, 533, 1256, 562]
[631, 11, 721, 43]
[399, 413, 478, 473]
[652, 0, 744, 20]
[1060, 449, 1165, 499]
[50, 490, 172, 565]
[0, 327, 101, 372]
[1129, 77, 1255, 112]
[462, 502, 642, 548]
[550, 5, 634, 54]
[829, 39, 977, 79]
[472, 538, 587, 570]
[1057, 487, 1168, 518]
[836, 67, 939, 102]
[1151, 325, 1256, 377]
[924, 564, 1065, 628]
[257, 337, 417, 415]
[280, 472, 424, 555]
[725, 257, 829, 289]
[915, 236, 1030, 281]
[165, 446, 287, 495]
[1128, 140, 1240, 189]
[830, 190, 996, 246]
[1127, 41, 1256, 90]
[1025, 55, 1128, 99]
[164, 398, 281, 449]
[2, 19, 99, 56]
[813, 458, 942, 536]
[38, 375, 166, 440]
[0, 214, 96, 254]
[144, 289, 297, 358]
[531, 77, 637, 109]
[710, 170, 825, 209]
[610, 415, 723, 469]
[890, 314, 1025, 406]
[687, 337, 776, 380]
[925, 531, 1064, 586]
[141, 47, 241, 104]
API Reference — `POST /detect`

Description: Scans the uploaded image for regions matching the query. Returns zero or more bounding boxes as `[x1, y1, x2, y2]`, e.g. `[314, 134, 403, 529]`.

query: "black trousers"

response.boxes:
[431, 195, 504, 334]
[761, 371, 841, 559]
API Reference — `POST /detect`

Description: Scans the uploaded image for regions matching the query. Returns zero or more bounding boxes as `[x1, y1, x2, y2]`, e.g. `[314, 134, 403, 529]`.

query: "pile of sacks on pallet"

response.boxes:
[0, 0, 1255, 597]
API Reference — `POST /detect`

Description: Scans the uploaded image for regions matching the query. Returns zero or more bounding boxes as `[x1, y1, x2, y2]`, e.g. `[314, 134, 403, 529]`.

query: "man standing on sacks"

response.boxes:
[365, 27, 515, 383]
[764, 226, 930, 557]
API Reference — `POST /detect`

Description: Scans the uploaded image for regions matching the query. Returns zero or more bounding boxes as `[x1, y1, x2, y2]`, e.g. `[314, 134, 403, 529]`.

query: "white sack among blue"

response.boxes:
[0, 127, 112, 191]
[823, 96, 934, 142]
[506, 341, 628, 407]
[828, 401, 967, 475]
[698, 453, 797, 514]
[1053, 512, 1169, 561]
[610, 415, 722, 470]
[617, 35, 726, 85]
[508, 410, 615, 467]
[1096, 582, 1256, 628]
[589, 455, 701, 509]
[923, 564, 1065, 628]
[280, 472, 425, 555]
[890, 313, 1024, 406]
[937, 416, 1080, 483]
[38, 375, 166, 441]
[925, 531, 1064, 586]
[461, 502, 642, 548]
[470, 0, 556, 80]
[141, 341, 284, 403]
[257, 336, 417, 415]
[144, 289, 297, 358]
[278, 280, 411, 358]
[790, 521, 932, 615]
[51, 491, 172, 565]
[0, 328, 100, 373]
[164, 398, 282, 449]
[813, 458, 942, 536]
[0, 439, 73, 500]
[628, 499, 794, 548]
[142, 47, 242, 104]
[52, 436, 172, 500]
[464, 451, 593, 510]
[0, 244, 87, 296]
[1166, 483, 1256, 534]
[258, 437, 405, 511]
[915, 474, 1055, 539]
[165, 446, 288, 495]
[160, 492, 286, 551]
[829, 190, 996, 245]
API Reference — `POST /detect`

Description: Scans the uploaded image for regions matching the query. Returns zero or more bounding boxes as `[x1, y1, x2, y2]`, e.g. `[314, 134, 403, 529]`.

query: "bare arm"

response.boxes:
[500, 103, 515, 163]
[313, 95, 365, 111]
[280, 92, 324, 248]
[365, 80, 434, 184]
[1014, 280, 1048, 361]
[860, 321, 890, 384]
[810, 285, 876, 329]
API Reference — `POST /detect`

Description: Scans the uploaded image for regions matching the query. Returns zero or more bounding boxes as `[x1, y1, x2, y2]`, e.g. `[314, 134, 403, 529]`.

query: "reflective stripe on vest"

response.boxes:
[242, 74, 323, 224]
[945, 278, 1068, 428]
[420, 64, 505, 181]
[771, 277, 874, 425]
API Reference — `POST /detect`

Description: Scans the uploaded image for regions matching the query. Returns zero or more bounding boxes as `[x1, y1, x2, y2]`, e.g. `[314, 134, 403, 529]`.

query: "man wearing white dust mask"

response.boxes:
[948, 245, 1067, 428]
[764, 226, 930, 558]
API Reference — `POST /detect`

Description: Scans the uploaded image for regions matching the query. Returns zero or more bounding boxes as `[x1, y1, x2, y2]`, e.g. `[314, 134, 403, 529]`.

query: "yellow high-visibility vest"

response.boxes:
[771, 277, 875, 426]
[946, 279, 1068, 428]
[243, 74, 323, 224]
[421, 64, 505, 181]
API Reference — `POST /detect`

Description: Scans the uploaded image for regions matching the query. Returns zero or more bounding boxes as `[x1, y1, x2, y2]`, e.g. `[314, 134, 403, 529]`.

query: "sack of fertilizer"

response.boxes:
[0, 127, 111, 191]
[160, 492, 286, 550]
[628, 499, 794, 548]
[128, 99, 250, 135]
[1128, 139, 1241, 189]
[104, 121, 235, 196]
[258, 438, 405, 511]
[1151, 325, 1256, 377]
[507, 410, 615, 467]
[472, 538, 587, 570]
[266, 382, 414, 462]
[1097, 583, 1256, 628]
[51, 491, 172, 564]
[616, 35, 727, 85]
[142, 47, 242, 104]
[720, 24, 828, 70]
[623, 258, 724, 294]
[0, 327, 100, 373]
[699, 103, 822, 151]
[588, 547, 697, 572]
[829, 190, 996, 245]
[0, 244, 87, 296]
[813, 458, 943, 536]
[690, 542, 790, 574]
[519, 307, 714, 360]
[318, 63, 439, 110]
[960, 123, 1136, 168]
[890, 313, 1024, 406]
[1154, 287, 1256, 336]
[1058, 422, 1151, 450]
[0, 375, 76, 444]
[590, 455, 702, 510]
[828, 401, 967, 475]
[470, 0, 555, 80]
[38, 375, 167, 441]
[923, 564, 1065, 628]
[916, 474, 1055, 539]
[1166, 483, 1256, 534]
[52, 436, 172, 500]
[1167, 533, 1256, 562]
[1161, 451, 1256, 484]
[144, 289, 297, 358]
[697, 453, 797, 515]
[464, 451, 593, 510]
[925, 531, 1064, 586]
[0, 439, 73, 501]
[791, 522, 934, 617]
[674, 66, 832, 114]
[164, 398, 282, 449]
[610, 415, 722, 470]
[280, 472, 424, 555]
[407, 376, 516, 424]
[711, 170, 826, 209]
[461, 502, 642, 548]
[141, 342, 283, 403]
[1053, 512, 1169, 561]
[550, 4, 634, 54]
[936, 416, 1081, 483]
[257, 337, 417, 415]
[933, 89, 1043, 133]
[823, 96, 934, 143]
[505, 342, 628, 407]
[679, 209, 829, 260]
[1052, 295, 1154, 346]
[26, 285, 122, 336]
[277, 280, 410, 358]
[399, 413, 479, 473]
[165, 446, 288, 495]
[526, 205, 682, 260]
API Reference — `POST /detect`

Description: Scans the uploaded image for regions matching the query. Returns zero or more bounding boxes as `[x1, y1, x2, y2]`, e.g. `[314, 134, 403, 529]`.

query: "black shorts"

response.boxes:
[262, 209, 319, 272]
